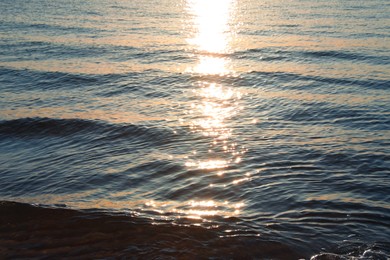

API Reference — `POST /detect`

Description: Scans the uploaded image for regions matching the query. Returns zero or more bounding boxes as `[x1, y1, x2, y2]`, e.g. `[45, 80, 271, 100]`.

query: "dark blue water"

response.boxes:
[1, 0, 389, 258]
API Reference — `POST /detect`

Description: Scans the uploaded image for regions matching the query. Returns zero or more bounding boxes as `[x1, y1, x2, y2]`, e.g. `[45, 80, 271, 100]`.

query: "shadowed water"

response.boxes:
[1, 0, 389, 258]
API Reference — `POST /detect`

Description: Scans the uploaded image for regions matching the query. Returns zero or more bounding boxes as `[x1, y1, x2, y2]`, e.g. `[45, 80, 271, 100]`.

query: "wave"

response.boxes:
[0, 36, 189, 64]
[0, 67, 188, 98]
[2, 64, 388, 98]
[0, 117, 175, 144]
[188, 69, 389, 92]
[234, 48, 390, 65]
[311, 242, 390, 260]
[2, 201, 389, 259]
[0, 117, 105, 137]
[259, 101, 390, 131]
[245, 70, 390, 90]
[301, 50, 389, 64]
[0, 21, 105, 35]
[0, 67, 108, 91]
[0, 201, 304, 259]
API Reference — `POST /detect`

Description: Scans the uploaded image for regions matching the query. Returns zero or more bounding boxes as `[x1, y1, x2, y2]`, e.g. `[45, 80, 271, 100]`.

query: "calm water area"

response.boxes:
[0, 0, 389, 258]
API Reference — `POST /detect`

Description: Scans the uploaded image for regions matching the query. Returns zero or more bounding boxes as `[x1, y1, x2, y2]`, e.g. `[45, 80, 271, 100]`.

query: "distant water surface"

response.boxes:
[1, 0, 389, 258]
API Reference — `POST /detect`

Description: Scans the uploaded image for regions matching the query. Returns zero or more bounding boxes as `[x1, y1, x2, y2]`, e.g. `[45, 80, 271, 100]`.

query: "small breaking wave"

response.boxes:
[0, 201, 304, 259]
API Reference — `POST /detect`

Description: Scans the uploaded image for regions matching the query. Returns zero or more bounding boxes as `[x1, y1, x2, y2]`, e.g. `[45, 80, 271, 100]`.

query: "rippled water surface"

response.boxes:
[1, 0, 389, 258]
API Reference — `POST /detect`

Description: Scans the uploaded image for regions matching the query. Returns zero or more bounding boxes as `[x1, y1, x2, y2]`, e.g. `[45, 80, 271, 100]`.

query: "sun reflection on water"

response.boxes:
[142, 199, 245, 221]
[193, 56, 228, 75]
[178, 0, 248, 220]
[186, 0, 235, 75]
[185, 80, 245, 172]
[179, 200, 244, 219]
[199, 83, 239, 100]
[187, 0, 233, 54]
[183, 0, 245, 173]
[190, 83, 241, 137]
[185, 159, 229, 170]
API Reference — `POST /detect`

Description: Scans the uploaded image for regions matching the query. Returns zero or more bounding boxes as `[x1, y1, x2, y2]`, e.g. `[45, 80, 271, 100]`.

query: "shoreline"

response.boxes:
[1, 201, 305, 259]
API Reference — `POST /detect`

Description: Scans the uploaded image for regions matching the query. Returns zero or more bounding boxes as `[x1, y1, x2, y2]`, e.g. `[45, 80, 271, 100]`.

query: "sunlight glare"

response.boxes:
[191, 56, 229, 75]
[185, 159, 229, 170]
[187, 0, 233, 53]
[186, 0, 235, 75]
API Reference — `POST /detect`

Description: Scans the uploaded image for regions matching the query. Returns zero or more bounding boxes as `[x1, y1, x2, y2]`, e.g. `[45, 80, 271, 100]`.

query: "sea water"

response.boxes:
[1, 0, 389, 258]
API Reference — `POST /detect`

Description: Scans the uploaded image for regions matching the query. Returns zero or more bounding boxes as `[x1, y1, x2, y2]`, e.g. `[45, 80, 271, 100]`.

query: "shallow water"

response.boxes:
[1, 0, 390, 258]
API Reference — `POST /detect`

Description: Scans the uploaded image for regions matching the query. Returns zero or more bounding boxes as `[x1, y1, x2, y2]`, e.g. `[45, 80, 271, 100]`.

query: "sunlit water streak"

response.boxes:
[180, 0, 246, 216]
[0, 0, 389, 258]
[186, 0, 235, 75]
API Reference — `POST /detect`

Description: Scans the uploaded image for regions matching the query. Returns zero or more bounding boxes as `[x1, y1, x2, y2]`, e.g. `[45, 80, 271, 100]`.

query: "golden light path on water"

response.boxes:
[178, 0, 247, 220]
[186, 0, 234, 74]
[187, 0, 233, 53]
